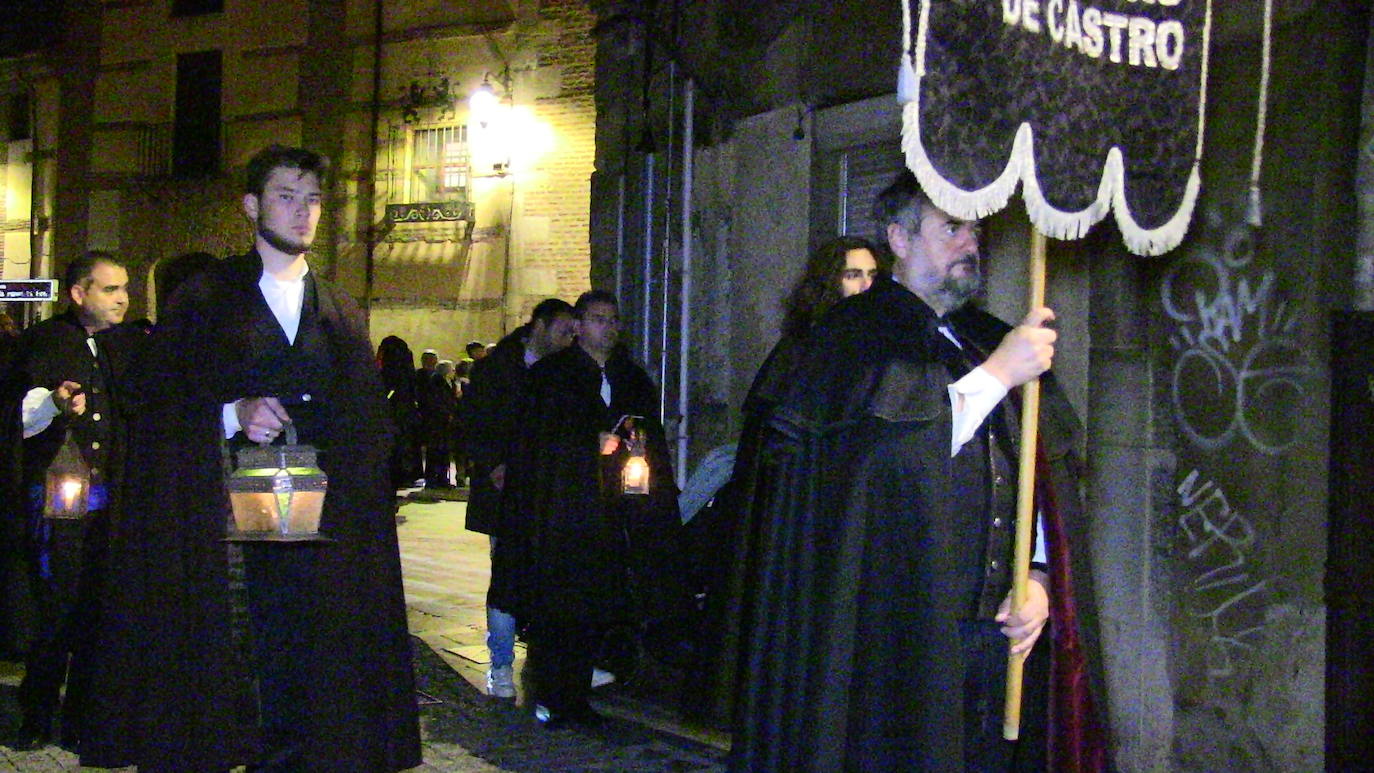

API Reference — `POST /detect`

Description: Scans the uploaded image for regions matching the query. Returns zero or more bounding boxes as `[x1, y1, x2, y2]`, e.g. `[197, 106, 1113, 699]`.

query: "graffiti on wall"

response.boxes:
[1175, 469, 1272, 679]
[1162, 225, 1314, 455]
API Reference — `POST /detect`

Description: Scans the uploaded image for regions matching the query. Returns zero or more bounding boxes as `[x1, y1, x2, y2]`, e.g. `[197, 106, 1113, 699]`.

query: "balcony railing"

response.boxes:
[129, 122, 237, 179]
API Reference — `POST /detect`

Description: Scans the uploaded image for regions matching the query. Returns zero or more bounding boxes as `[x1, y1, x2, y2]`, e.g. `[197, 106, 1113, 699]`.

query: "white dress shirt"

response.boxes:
[22, 336, 98, 439]
[221, 266, 309, 438]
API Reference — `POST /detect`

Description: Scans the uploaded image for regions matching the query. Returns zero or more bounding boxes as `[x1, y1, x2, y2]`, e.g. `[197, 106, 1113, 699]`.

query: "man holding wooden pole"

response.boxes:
[730, 170, 1107, 771]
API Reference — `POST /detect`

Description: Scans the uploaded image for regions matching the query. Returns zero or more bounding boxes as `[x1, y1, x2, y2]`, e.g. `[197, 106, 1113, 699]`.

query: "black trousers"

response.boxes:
[243, 545, 316, 771]
[959, 619, 1049, 773]
[423, 442, 452, 487]
[20, 509, 110, 739]
[526, 621, 600, 716]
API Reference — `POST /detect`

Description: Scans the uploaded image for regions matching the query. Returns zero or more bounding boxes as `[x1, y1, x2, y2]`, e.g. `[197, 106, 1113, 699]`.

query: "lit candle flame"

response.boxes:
[624, 457, 648, 488]
[60, 478, 82, 508]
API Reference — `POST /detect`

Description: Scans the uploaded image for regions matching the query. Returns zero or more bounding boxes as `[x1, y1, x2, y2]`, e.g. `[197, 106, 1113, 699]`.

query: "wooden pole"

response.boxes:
[1003, 225, 1048, 740]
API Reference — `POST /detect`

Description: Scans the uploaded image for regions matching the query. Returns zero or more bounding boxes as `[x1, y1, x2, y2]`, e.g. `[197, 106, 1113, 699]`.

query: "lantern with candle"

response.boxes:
[620, 426, 650, 496]
[225, 424, 329, 541]
[43, 432, 91, 519]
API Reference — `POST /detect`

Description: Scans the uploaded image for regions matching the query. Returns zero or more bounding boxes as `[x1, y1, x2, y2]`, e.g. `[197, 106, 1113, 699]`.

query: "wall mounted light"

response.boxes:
[470, 75, 499, 127]
[469, 70, 510, 129]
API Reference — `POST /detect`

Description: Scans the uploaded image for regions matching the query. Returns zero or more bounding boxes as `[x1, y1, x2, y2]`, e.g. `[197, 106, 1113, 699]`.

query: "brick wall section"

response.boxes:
[517, 0, 595, 310]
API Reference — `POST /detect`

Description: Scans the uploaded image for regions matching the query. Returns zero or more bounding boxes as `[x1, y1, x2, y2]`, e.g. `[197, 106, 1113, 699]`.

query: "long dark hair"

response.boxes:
[376, 335, 415, 393]
[780, 235, 884, 336]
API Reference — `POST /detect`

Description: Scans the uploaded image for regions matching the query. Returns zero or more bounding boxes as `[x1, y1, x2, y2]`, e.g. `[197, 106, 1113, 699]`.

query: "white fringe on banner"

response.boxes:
[901, 100, 1201, 257]
[900, 0, 1210, 257]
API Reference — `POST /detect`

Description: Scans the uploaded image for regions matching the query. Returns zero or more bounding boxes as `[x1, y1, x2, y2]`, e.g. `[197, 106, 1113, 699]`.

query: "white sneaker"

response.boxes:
[487, 665, 516, 698]
[591, 668, 616, 688]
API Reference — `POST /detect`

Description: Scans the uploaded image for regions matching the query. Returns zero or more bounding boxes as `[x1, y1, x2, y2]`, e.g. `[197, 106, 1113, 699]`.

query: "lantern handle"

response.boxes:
[612, 414, 644, 437]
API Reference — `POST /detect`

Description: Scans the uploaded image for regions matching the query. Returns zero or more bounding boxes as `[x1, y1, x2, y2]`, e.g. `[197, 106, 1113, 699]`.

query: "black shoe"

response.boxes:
[12, 721, 52, 751]
[568, 705, 605, 727]
[534, 703, 604, 730]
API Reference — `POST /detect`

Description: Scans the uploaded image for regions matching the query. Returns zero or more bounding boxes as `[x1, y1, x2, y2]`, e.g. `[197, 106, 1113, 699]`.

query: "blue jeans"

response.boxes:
[487, 536, 516, 668]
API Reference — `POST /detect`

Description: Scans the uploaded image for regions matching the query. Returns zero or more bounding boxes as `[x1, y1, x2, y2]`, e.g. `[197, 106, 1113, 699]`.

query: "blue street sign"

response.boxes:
[0, 279, 57, 301]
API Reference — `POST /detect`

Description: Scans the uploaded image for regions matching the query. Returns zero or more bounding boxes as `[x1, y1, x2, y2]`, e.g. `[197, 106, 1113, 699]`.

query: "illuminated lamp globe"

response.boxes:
[470, 79, 499, 127]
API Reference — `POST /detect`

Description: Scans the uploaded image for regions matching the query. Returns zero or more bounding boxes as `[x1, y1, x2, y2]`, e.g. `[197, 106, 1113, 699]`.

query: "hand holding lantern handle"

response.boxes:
[235, 396, 293, 445]
[603, 414, 645, 456]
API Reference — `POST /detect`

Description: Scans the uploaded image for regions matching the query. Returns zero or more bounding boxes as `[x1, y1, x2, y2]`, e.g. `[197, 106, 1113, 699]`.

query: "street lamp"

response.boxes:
[469, 73, 501, 128]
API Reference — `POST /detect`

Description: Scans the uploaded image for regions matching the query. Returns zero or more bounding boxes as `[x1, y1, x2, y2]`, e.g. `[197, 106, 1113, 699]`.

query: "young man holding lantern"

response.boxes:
[80, 145, 421, 772]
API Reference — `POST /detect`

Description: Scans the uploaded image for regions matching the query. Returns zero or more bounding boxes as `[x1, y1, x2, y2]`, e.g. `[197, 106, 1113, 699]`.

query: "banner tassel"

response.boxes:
[1249, 0, 1273, 227]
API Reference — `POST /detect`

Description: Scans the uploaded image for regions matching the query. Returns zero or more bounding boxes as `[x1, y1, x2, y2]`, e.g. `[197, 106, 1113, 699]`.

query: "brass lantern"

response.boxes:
[43, 432, 90, 519]
[621, 427, 650, 496]
[226, 425, 329, 541]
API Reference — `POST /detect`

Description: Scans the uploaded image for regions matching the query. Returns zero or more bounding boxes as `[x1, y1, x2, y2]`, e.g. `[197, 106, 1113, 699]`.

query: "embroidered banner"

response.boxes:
[901, 0, 1212, 255]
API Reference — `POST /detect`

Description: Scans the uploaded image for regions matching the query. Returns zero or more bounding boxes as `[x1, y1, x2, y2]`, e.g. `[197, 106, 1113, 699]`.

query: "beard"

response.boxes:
[934, 257, 983, 311]
[258, 218, 312, 256]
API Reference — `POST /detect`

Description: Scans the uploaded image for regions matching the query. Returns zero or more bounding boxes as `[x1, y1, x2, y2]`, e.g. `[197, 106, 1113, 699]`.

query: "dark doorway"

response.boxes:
[1326, 310, 1374, 769]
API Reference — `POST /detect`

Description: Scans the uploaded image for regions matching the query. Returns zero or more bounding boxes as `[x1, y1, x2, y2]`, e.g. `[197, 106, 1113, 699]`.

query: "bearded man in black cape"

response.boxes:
[80, 145, 421, 772]
[730, 170, 1109, 772]
[501, 290, 687, 727]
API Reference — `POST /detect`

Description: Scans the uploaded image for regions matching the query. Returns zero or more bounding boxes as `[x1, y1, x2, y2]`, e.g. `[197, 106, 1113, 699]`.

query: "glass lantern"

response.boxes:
[226, 425, 329, 542]
[621, 427, 650, 496]
[43, 432, 90, 520]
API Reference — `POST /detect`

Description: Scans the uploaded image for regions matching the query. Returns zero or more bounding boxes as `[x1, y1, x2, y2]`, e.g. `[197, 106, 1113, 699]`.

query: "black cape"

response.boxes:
[498, 344, 687, 649]
[463, 325, 531, 537]
[81, 251, 421, 772]
[0, 327, 33, 657]
[730, 278, 1108, 771]
[684, 330, 808, 727]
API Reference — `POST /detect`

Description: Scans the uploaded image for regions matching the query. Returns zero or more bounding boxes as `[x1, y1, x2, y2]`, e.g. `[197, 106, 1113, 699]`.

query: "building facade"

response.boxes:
[2, 0, 595, 358]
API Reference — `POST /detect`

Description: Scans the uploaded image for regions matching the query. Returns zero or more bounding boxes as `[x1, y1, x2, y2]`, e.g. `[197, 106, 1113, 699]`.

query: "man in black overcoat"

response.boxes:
[501, 290, 685, 726]
[731, 171, 1108, 771]
[465, 297, 575, 698]
[80, 145, 421, 772]
[8, 253, 140, 750]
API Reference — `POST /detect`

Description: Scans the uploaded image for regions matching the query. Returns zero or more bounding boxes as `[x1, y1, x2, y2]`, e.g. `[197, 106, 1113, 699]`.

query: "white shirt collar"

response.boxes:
[259, 264, 309, 344]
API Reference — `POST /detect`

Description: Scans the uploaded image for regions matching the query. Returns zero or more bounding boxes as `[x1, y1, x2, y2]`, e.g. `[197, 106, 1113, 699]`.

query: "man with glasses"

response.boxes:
[500, 290, 684, 728]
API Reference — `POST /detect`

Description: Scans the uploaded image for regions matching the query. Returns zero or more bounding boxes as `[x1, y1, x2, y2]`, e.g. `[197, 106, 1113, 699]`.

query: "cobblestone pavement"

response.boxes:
[1, 493, 728, 771]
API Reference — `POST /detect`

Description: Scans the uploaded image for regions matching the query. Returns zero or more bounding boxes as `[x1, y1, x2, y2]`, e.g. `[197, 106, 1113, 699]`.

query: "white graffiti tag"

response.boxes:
[1162, 228, 1313, 455]
[1176, 469, 1271, 678]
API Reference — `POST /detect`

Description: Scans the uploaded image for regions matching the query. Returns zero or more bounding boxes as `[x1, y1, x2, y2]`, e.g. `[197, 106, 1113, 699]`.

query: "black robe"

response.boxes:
[498, 344, 684, 645]
[80, 251, 421, 772]
[0, 327, 33, 657]
[464, 325, 531, 537]
[730, 278, 1108, 772]
[685, 330, 808, 727]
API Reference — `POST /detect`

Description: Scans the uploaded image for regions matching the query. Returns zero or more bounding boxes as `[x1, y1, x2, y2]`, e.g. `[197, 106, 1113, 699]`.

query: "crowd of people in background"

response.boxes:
[376, 336, 488, 495]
